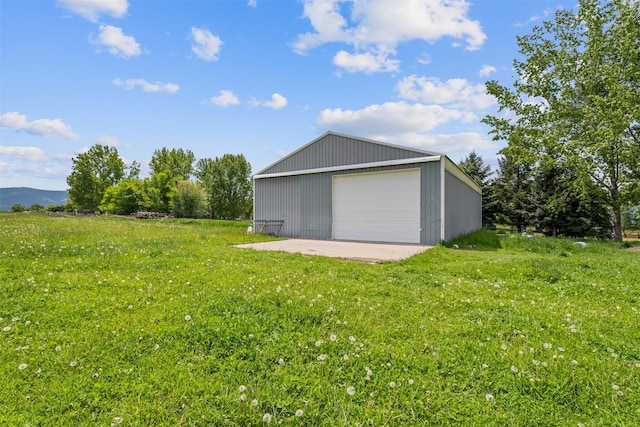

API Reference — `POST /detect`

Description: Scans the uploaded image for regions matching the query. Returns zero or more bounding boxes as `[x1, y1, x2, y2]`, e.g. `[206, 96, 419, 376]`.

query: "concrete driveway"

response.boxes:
[235, 239, 433, 262]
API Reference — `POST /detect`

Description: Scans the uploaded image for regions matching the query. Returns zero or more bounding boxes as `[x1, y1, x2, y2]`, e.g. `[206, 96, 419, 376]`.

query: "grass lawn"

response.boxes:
[1, 214, 639, 426]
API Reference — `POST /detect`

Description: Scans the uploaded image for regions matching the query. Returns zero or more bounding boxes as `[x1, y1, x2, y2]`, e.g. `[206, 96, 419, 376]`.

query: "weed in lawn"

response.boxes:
[1, 214, 638, 426]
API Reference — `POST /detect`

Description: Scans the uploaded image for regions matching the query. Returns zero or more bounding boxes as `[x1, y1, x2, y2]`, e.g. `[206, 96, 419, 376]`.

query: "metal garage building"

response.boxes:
[253, 132, 481, 245]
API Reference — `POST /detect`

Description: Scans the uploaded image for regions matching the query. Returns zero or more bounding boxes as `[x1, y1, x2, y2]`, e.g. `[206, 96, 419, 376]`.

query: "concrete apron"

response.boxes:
[234, 239, 434, 263]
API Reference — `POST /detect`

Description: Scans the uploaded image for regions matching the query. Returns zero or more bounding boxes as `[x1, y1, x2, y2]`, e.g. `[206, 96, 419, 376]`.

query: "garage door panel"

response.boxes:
[332, 169, 420, 243]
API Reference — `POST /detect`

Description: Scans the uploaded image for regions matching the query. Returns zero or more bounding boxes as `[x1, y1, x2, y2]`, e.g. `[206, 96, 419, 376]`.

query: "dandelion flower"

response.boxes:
[315, 339, 324, 347]
[2, 326, 10, 332]
[543, 342, 552, 349]
[111, 417, 123, 425]
[18, 363, 27, 371]
[251, 399, 258, 407]
[55, 346, 61, 352]
[262, 413, 272, 423]
[485, 393, 494, 402]
[317, 354, 327, 361]
[408, 379, 414, 385]
[388, 382, 396, 388]
[343, 354, 349, 360]
[69, 361, 77, 367]
[240, 393, 246, 401]
[184, 315, 192, 321]
[239, 385, 246, 392]
[295, 409, 303, 417]
[92, 372, 100, 378]
[329, 334, 337, 341]
[347, 386, 356, 396]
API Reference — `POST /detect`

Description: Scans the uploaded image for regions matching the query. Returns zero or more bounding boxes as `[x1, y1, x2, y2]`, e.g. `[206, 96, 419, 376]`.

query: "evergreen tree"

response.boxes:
[532, 166, 611, 237]
[493, 155, 533, 233]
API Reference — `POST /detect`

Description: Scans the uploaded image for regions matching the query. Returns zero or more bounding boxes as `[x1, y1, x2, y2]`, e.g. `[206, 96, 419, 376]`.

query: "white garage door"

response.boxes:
[332, 169, 421, 243]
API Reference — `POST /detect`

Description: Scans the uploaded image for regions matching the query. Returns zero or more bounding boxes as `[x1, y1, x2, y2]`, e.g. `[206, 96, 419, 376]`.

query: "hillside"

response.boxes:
[0, 187, 68, 211]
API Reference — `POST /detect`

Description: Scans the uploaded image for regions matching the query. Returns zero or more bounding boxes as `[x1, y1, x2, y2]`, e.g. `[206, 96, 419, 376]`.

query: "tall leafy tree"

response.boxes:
[144, 170, 176, 214]
[458, 151, 498, 228]
[171, 180, 206, 218]
[67, 144, 126, 210]
[195, 154, 252, 220]
[483, 0, 640, 240]
[149, 148, 195, 181]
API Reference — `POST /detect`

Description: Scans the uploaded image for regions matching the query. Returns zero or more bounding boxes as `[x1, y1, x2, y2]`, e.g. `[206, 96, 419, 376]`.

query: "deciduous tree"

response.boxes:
[171, 180, 206, 218]
[195, 154, 252, 219]
[149, 148, 195, 181]
[67, 144, 126, 210]
[483, 0, 640, 240]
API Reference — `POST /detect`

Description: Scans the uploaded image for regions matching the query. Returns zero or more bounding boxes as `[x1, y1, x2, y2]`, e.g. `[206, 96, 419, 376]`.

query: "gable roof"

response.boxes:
[256, 131, 443, 176]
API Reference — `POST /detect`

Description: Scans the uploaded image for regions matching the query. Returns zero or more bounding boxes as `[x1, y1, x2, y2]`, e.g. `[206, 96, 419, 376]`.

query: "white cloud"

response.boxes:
[248, 0, 257, 7]
[294, 0, 486, 72]
[293, 0, 349, 53]
[0, 146, 47, 162]
[251, 93, 288, 110]
[191, 27, 223, 61]
[57, 0, 128, 22]
[396, 75, 496, 110]
[479, 64, 497, 77]
[391, 132, 497, 153]
[316, 101, 496, 153]
[0, 112, 80, 141]
[209, 90, 240, 107]
[112, 78, 180, 93]
[96, 135, 120, 147]
[317, 101, 464, 135]
[417, 53, 431, 65]
[92, 25, 141, 58]
[333, 50, 399, 73]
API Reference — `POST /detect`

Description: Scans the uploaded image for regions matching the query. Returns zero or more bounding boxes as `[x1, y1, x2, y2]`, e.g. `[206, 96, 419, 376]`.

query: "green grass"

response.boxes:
[1, 214, 639, 426]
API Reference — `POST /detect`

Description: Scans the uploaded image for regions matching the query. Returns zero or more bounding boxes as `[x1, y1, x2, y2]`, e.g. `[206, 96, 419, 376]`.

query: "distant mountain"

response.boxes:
[0, 187, 68, 211]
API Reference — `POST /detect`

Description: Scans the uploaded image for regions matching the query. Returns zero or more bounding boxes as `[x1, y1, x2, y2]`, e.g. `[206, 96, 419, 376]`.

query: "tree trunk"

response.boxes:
[612, 206, 623, 241]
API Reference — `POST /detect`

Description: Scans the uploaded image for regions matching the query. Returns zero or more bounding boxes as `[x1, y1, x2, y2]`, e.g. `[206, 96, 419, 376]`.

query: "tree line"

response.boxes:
[458, 150, 640, 238]
[66, 145, 252, 220]
[471, 0, 639, 241]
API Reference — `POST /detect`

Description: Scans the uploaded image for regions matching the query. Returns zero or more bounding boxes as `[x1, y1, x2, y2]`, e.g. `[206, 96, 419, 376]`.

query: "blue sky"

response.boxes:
[1, 0, 575, 191]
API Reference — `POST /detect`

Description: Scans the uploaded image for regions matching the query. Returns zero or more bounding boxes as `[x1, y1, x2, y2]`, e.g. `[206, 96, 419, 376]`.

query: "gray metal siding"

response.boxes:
[421, 162, 442, 245]
[444, 171, 482, 241]
[261, 133, 429, 175]
[255, 161, 445, 244]
[300, 174, 332, 239]
[254, 176, 301, 238]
